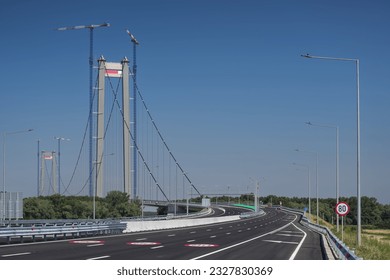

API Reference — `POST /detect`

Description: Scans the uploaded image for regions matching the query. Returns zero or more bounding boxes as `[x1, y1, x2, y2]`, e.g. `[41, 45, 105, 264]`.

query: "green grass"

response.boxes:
[330, 225, 390, 260]
[306, 214, 390, 259]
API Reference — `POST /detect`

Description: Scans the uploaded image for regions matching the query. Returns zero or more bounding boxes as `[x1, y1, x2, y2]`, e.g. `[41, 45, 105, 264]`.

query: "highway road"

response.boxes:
[0, 207, 325, 260]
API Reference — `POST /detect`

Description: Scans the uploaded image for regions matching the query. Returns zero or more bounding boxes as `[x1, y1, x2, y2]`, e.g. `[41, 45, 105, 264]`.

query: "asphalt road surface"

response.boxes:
[0, 208, 324, 260]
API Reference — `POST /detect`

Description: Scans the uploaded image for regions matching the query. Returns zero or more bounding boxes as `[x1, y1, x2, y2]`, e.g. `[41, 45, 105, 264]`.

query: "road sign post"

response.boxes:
[335, 202, 350, 242]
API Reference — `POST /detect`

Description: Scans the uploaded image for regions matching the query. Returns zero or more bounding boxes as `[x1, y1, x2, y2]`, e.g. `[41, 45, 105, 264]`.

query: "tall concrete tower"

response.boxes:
[95, 56, 131, 198]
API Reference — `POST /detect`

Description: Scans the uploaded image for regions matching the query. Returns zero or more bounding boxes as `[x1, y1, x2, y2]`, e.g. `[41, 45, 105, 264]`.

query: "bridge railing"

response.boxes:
[279, 206, 362, 260]
[0, 219, 126, 244]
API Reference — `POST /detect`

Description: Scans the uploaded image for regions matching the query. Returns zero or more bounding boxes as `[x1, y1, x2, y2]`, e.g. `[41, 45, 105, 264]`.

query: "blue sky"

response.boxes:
[1, 0, 390, 203]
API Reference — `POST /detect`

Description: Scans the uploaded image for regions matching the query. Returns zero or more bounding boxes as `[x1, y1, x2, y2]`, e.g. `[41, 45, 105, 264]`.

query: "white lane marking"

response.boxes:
[277, 233, 303, 237]
[206, 229, 212, 231]
[262, 240, 299, 245]
[190, 231, 196, 234]
[151, 245, 164, 250]
[168, 234, 176, 237]
[136, 238, 147, 241]
[191, 215, 298, 260]
[226, 232, 231, 235]
[210, 235, 216, 238]
[87, 255, 110, 260]
[238, 230, 242, 233]
[289, 222, 307, 260]
[87, 243, 105, 247]
[1, 252, 31, 258]
[247, 228, 251, 230]
[187, 240, 196, 243]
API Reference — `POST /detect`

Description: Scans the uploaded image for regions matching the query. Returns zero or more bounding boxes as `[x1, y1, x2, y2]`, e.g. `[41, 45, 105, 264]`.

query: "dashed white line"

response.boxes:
[210, 235, 217, 238]
[168, 234, 176, 237]
[277, 233, 303, 237]
[187, 240, 196, 243]
[87, 244, 104, 247]
[87, 255, 110, 260]
[151, 245, 164, 250]
[136, 238, 147, 241]
[263, 240, 299, 245]
[1, 252, 31, 258]
[190, 231, 196, 234]
[226, 232, 231, 235]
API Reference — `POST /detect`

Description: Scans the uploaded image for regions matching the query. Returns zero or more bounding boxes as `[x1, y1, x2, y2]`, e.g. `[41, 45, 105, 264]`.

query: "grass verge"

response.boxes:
[308, 214, 390, 259]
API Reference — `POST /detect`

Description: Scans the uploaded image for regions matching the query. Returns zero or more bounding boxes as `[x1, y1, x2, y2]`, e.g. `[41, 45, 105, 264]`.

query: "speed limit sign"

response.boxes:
[335, 202, 350, 216]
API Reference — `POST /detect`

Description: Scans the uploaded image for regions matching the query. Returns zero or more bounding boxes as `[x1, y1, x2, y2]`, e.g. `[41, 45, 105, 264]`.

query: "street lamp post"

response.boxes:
[2, 129, 33, 221]
[302, 53, 361, 246]
[295, 149, 319, 224]
[292, 163, 311, 219]
[54, 136, 70, 195]
[57, 23, 110, 198]
[306, 121, 340, 232]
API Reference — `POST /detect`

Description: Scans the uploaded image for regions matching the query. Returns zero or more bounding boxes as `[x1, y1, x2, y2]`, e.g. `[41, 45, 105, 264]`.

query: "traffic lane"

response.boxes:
[0, 208, 290, 260]
[199, 217, 325, 260]
[109, 210, 295, 259]
[0, 208, 287, 260]
[192, 215, 302, 260]
[293, 221, 324, 260]
[84, 211, 288, 260]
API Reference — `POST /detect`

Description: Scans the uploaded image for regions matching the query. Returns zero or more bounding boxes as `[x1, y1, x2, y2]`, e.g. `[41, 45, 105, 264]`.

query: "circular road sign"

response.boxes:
[335, 202, 350, 216]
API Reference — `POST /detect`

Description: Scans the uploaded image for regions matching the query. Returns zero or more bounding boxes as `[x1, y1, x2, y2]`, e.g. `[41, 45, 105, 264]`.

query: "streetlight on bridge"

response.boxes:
[2, 129, 34, 221]
[305, 121, 340, 232]
[301, 53, 361, 245]
[295, 148, 319, 224]
[292, 162, 311, 220]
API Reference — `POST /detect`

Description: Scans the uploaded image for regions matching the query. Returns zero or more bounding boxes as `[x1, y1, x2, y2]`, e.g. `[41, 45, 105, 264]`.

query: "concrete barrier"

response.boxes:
[123, 215, 240, 233]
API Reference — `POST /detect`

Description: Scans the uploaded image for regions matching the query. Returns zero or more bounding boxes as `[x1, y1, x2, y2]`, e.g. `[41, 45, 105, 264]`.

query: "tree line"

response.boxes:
[23, 192, 390, 228]
[23, 191, 141, 219]
[192, 194, 390, 229]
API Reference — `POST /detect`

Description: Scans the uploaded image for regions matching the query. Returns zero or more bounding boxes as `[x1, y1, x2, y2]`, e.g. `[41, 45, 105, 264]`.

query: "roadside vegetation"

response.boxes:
[23, 191, 141, 219]
[310, 214, 390, 260]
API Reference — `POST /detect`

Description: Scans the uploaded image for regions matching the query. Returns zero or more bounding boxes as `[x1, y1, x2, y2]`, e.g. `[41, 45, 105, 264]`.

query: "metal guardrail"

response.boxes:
[279, 206, 362, 260]
[300, 217, 362, 260]
[0, 219, 126, 244]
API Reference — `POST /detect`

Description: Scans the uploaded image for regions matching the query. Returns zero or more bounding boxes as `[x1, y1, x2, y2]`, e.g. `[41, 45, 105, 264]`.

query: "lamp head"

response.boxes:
[301, 54, 312, 58]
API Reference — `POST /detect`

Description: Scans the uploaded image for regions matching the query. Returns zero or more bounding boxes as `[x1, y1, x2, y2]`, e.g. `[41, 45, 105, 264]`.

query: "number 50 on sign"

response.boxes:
[335, 202, 350, 216]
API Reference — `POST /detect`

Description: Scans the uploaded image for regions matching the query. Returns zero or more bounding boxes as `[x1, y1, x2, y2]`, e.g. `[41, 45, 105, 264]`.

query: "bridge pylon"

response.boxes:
[96, 56, 131, 198]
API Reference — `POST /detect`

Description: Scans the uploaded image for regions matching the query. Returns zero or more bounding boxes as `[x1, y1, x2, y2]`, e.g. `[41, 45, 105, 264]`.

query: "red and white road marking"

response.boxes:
[184, 243, 219, 248]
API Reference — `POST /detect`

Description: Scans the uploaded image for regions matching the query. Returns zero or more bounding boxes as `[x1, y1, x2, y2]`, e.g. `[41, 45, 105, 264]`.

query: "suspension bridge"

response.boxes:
[38, 27, 202, 203]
